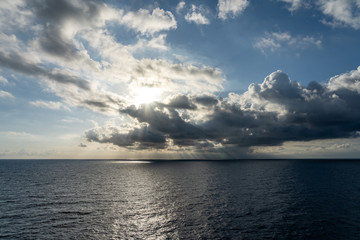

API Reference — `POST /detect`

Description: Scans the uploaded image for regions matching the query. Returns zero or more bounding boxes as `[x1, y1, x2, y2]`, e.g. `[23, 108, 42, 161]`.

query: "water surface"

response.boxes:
[1, 160, 360, 239]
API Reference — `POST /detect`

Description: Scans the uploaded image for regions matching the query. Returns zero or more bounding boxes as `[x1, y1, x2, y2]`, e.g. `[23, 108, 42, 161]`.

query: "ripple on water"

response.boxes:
[1, 160, 360, 239]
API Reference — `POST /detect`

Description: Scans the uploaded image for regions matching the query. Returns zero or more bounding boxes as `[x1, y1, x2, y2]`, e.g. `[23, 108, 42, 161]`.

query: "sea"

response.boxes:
[1, 159, 360, 239]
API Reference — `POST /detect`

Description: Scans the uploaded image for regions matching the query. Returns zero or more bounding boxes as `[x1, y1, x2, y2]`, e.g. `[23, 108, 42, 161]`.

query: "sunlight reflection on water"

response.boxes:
[107, 160, 153, 164]
[1, 160, 360, 239]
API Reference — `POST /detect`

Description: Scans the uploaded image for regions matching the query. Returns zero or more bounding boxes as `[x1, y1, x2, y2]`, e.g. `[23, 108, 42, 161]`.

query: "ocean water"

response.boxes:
[1, 160, 360, 239]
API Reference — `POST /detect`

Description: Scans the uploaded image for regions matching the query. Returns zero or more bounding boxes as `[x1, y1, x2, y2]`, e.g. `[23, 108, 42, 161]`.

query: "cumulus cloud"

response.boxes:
[121, 8, 177, 35]
[5, 0, 360, 155]
[254, 32, 322, 53]
[328, 66, 360, 93]
[0, 90, 14, 98]
[218, 0, 249, 20]
[185, 5, 210, 25]
[165, 94, 197, 109]
[318, 0, 360, 29]
[85, 67, 360, 151]
[0, 0, 224, 117]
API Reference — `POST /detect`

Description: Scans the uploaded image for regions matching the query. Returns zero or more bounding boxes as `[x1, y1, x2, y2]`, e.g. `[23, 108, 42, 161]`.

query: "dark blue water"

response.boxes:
[1, 160, 360, 239]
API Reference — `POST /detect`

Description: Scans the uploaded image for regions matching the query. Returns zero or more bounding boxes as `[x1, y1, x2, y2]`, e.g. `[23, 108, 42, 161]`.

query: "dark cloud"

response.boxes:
[83, 100, 109, 109]
[193, 94, 218, 106]
[165, 95, 196, 109]
[0, 50, 125, 114]
[85, 124, 166, 149]
[0, 51, 90, 90]
[121, 104, 205, 144]
[31, 0, 105, 61]
[86, 68, 360, 151]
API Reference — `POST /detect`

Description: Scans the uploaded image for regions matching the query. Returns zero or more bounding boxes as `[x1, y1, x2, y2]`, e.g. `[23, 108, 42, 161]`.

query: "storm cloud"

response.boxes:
[86, 68, 360, 150]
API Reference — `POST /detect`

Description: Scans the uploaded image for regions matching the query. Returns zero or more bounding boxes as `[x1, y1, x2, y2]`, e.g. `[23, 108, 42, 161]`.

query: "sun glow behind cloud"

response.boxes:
[131, 87, 164, 106]
[1, 0, 360, 159]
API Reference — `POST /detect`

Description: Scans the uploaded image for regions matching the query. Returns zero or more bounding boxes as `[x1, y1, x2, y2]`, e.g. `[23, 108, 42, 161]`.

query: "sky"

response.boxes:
[1, 0, 360, 159]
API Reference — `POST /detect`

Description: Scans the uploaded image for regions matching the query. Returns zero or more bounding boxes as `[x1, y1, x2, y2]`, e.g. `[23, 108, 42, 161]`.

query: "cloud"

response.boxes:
[218, 0, 249, 20]
[0, 131, 35, 137]
[328, 66, 360, 93]
[121, 7, 177, 35]
[0, 50, 91, 90]
[6, 0, 360, 155]
[317, 0, 360, 29]
[30, 0, 118, 66]
[185, 5, 210, 25]
[165, 94, 197, 109]
[277, 0, 360, 30]
[176, 1, 186, 14]
[29, 100, 70, 111]
[193, 94, 219, 107]
[278, 0, 305, 11]
[0, 90, 14, 98]
[0, 0, 32, 31]
[79, 143, 87, 148]
[0, 76, 8, 85]
[85, 124, 167, 149]
[85, 66, 360, 152]
[131, 58, 224, 94]
[0, 0, 226, 119]
[254, 32, 322, 53]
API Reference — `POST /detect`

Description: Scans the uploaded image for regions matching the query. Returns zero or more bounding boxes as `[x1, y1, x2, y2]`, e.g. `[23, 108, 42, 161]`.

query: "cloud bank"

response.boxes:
[85, 67, 360, 152]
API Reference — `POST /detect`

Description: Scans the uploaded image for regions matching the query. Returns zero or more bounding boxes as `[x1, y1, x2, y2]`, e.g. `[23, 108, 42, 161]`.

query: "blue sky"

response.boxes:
[1, 0, 360, 159]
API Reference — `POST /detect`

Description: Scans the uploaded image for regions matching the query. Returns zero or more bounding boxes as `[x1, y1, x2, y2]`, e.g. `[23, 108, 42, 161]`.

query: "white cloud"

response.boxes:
[278, 0, 304, 11]
[328, 66, 360, 93]
[147, 34, 168, 50]
[0, 76, 8, 85]
[130, 34, 169, 51]
[61, 117, 83, 123]
[0, 1, 224, 124]
[0, 90, 13, 98]
[0, 0, 32, 31]
[176, 1, 186, 14]
[318, 0, 360, 29]
[121, 8, 177, 35]
[0, 131, 35, 138]
[185, 5, 210, 25]
[29, 100, 70, 111]
[254, 32, 322, 53]
[218, 0, 249, 20]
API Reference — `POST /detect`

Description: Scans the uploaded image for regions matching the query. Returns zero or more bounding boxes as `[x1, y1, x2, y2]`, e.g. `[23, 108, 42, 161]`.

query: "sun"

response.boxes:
[131, 87, 163, 105]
